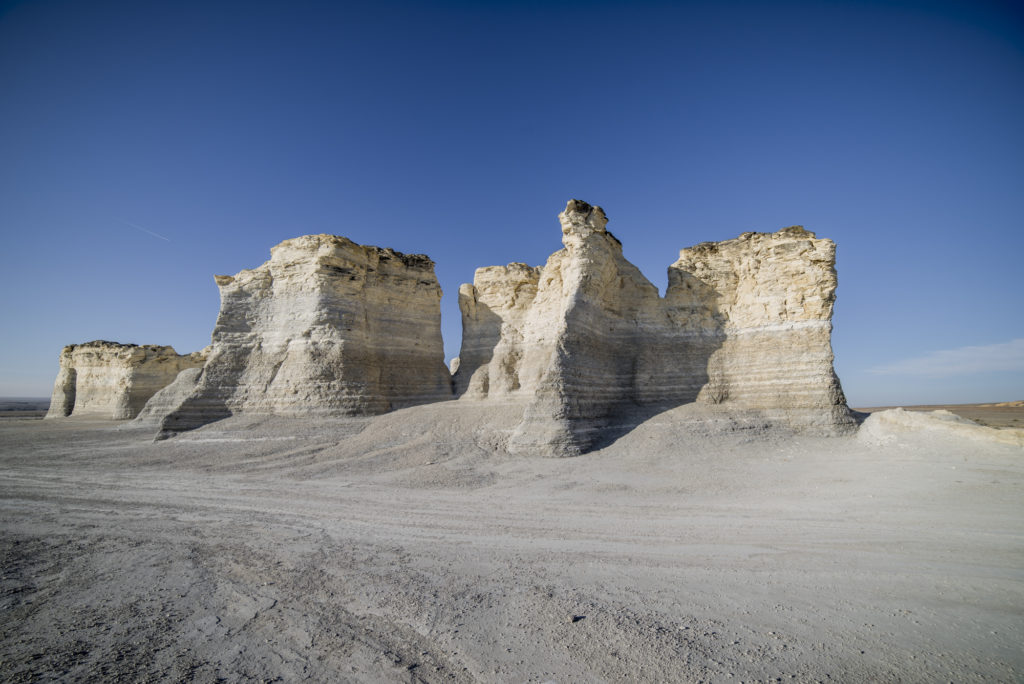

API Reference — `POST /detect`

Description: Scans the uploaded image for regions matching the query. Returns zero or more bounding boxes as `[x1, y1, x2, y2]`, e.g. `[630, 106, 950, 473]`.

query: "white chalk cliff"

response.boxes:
[668, 226, 850, 423]
[453, 200, 855, 455]
[157, 235, 452, 437]
[46, 342, 206, 420]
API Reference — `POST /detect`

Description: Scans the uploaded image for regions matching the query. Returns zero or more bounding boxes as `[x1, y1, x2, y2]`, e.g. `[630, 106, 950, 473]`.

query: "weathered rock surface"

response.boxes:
[454, 200, 854, 455]
[453, 262, 542, 398]
[157, 235, 451, 437]
[667, 226, 851, 427]
[45, 342, 206, 420]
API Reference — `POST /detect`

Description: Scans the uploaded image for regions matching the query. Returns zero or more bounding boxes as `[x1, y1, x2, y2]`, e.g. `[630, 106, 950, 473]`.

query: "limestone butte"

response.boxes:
[454, 200, 854, 455]
[45, 341, 206, 420]
[669, 227, 851, 427]
[156, 234, 451, 437]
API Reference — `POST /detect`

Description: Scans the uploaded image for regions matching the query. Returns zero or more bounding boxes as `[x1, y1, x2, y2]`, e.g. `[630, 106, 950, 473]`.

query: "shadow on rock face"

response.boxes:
[451, 298, 504, 399]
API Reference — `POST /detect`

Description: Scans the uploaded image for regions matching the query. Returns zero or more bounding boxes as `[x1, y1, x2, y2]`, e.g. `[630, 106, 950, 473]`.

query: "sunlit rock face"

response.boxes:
[45, 342, 206, 420]
[454, 200, 854, 456]
[669, 227, 852, 428]
[157, 235, 452, 437]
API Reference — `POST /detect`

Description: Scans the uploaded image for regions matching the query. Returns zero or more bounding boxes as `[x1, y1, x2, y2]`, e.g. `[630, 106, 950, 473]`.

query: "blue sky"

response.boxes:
[1, 0, 1021, 406]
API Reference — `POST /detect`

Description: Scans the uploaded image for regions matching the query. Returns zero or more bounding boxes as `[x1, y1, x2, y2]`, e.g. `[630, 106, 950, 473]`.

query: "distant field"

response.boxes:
[855, 402, 1024, 429]
[0, 398, 49, 419]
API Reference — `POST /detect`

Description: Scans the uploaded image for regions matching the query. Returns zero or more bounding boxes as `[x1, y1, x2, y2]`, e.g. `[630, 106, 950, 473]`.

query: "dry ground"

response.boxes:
[1, 403, 1022, 682]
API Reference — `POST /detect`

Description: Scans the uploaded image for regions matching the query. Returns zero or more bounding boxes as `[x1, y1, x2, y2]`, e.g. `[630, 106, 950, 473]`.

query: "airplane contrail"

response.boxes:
[120, 219, 171, 242]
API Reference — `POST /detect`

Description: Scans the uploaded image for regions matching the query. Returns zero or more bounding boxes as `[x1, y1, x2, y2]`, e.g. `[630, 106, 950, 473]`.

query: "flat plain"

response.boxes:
[1, 403, 1022, 682]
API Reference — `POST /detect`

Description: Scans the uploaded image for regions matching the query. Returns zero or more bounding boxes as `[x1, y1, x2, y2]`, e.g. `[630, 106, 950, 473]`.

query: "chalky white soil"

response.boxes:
[1, 404, 1021, 682]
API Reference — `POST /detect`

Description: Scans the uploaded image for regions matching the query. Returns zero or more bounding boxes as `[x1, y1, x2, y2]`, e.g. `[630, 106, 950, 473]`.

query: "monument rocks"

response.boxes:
[47, 200, 855, 453]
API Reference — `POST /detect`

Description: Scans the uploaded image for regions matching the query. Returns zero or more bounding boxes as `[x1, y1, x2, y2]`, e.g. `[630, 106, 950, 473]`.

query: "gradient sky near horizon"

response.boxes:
[1, 0, 1022, 406]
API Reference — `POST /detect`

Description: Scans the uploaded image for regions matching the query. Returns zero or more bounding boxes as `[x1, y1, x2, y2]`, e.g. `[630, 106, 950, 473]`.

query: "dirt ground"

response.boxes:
[1, 403, 1022, 682]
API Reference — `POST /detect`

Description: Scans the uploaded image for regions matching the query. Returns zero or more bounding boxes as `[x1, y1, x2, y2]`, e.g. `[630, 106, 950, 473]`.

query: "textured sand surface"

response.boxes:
[1, 405, 1021, 682]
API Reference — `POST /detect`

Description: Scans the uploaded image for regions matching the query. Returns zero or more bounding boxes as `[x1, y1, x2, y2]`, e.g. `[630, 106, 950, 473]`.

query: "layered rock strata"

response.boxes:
[454, 200, 854, 455]
[157, 235, 451, 437]
[45, 342, 206, 420]
[668, 227, 850, 426]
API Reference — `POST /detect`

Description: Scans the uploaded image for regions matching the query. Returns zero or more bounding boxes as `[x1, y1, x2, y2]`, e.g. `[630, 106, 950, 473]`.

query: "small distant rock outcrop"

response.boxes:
[156, 234, 452, 437]
[454, 200, 854, 455]
[859, 408, 1024, 447]
[45, 342, 206, 420]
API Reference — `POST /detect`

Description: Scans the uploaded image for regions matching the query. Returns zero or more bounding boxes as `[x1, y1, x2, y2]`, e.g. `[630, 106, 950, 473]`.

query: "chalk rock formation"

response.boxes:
[45, 342, 206, 420]
[453, 262, 542, 397]
[667, 226, 850, 426]
[157, 235, 451, 437]
[454, 200, 854, 455]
